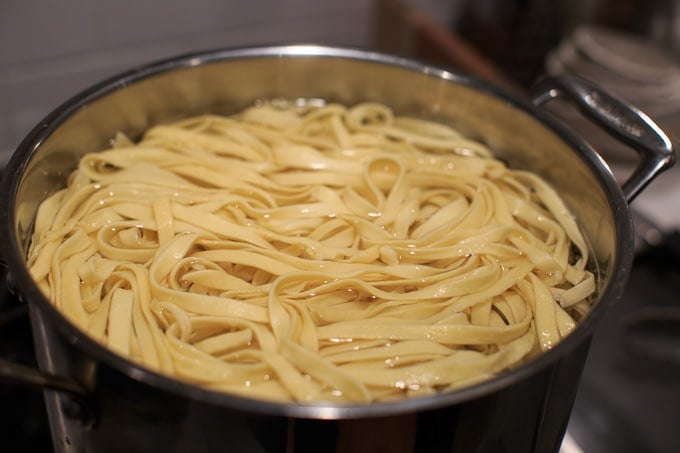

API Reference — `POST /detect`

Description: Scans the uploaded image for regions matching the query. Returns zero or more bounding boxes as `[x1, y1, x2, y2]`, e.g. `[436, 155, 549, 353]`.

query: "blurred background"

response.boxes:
[2, 0, 678, 164]
[1, 1, 679, 452]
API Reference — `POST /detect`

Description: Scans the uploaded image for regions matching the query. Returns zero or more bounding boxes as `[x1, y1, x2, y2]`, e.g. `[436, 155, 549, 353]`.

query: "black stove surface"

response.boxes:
[566, 232, 680, 453]
[1, 236, 679, 453]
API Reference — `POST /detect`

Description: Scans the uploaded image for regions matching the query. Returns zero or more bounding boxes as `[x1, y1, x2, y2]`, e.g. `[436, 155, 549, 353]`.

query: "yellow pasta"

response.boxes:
[27, 101, 595, 403]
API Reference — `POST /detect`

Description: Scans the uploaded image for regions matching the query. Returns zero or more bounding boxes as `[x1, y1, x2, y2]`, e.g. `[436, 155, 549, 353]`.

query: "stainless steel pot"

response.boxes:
[0, 45, 674, 453]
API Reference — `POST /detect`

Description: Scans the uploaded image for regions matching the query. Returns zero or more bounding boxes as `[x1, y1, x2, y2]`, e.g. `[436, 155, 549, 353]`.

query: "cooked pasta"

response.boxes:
[27, 101, 596, 403]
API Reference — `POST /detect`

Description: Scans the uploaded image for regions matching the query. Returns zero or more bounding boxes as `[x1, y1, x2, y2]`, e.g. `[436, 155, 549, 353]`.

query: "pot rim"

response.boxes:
[0, 44, 634, 419]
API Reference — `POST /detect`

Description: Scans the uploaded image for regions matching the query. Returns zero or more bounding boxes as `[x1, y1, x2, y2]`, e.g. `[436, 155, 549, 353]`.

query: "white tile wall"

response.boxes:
[0, 0, 381, 164]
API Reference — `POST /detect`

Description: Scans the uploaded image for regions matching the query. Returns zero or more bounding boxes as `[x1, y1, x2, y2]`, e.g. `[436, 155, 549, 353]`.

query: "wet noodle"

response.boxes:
[28, 101, 595, 403]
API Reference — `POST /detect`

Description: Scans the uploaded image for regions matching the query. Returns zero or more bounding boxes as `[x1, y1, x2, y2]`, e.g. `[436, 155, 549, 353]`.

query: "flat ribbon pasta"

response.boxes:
[27, 101, 595, 403]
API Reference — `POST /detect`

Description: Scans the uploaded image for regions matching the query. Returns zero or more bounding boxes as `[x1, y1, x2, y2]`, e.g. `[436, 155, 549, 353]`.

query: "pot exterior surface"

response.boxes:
[1, 46, 635, 452]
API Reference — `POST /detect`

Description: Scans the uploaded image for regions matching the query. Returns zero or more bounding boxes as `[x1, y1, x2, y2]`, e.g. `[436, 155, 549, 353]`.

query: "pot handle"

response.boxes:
[0, 270, 97, 427]
[0, 356, 96, 426]
[531, 74, 675, 203]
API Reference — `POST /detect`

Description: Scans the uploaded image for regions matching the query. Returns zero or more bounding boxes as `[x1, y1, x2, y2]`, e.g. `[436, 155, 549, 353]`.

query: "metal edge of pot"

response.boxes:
[0, 44, 635, 420]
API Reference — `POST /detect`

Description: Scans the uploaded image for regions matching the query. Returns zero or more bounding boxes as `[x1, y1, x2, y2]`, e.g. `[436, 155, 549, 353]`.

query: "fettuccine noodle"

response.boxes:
[27, 101, 596, 403]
